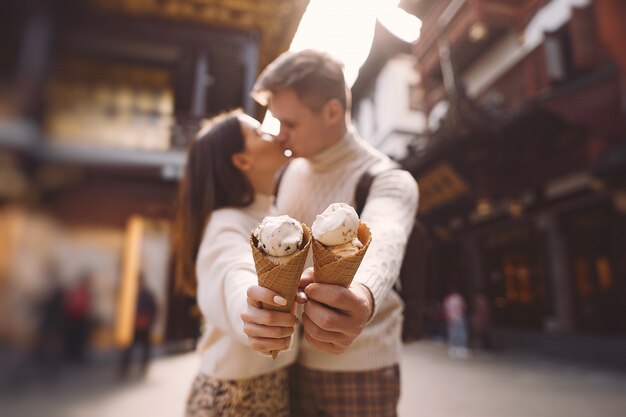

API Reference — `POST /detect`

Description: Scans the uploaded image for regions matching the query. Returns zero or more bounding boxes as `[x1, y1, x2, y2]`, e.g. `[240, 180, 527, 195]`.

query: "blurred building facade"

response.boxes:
[0, 0, 307, 352]
[354, 0, 626, 336]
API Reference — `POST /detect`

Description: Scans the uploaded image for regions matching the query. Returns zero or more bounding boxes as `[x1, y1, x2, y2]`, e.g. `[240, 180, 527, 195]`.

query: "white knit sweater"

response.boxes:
[276, 127, 419, 371]
[195, 194, 297, 379]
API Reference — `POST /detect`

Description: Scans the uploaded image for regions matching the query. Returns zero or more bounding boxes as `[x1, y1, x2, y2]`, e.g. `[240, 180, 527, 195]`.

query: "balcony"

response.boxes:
[414, 0, 545, 83]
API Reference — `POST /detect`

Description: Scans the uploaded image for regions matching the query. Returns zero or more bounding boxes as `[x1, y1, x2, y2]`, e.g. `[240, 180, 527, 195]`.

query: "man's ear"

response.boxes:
[231, 152, 252, 172]
[323, 98, 344, 124]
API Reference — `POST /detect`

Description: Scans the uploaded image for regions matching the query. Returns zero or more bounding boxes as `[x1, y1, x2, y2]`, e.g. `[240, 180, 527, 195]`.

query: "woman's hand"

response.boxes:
[295, 267, 315, 304]
[240, 285, 298, 356]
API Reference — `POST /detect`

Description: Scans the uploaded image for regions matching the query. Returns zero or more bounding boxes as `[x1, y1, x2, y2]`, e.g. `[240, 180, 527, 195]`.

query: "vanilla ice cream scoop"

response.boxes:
[311, 203, 360, 246]
[253, 215, 303, 257]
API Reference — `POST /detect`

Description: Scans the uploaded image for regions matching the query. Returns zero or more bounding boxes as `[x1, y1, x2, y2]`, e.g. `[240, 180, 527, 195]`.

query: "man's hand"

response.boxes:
[240, 285, 298, 356]
[300, 267, 374, 354]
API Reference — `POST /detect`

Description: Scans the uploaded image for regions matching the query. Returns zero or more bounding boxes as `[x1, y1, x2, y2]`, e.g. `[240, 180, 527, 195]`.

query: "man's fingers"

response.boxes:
[302, 300, 359, 335]
[304, 283, 355, 311]
[247, 285, 288, 308]
[304, 283, 372, 323]
[303, 331, 345, 355]
[301, 312, 352, 344]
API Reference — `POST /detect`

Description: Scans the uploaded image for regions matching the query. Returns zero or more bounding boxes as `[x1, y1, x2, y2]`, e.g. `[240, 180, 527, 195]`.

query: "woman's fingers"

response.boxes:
[241, 306, 296, 355]
[247, 336, 292, 355]
[294, 267, 314, 304]
[295, 291, 308, 304]
[247, 285, 288, 308]
[242, 285, 301, 355]
[241, 305, 297, 328]
[243, 321, 294, 339]
[299, 267, 315, 290]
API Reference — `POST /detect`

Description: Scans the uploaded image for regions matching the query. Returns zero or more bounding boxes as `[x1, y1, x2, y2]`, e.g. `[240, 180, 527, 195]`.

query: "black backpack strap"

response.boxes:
[273, 162, 290, 198]
[355, 160, 400, 215]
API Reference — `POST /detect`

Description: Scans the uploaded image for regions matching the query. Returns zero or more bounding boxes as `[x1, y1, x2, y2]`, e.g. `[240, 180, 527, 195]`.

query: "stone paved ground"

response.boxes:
[398, 341, 626, 417]
[2, 341, 626, 417]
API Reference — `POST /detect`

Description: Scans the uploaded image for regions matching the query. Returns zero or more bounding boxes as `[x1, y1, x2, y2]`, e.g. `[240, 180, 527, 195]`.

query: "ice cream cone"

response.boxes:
[250, 224, 311, 358]
[312, 221, 372, 288]
[250, 224, 311, 311]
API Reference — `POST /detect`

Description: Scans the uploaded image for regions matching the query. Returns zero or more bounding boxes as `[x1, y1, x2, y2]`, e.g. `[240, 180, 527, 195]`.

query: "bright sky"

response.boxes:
[291, 0, 421, 85]
[262, 0, 421, 136]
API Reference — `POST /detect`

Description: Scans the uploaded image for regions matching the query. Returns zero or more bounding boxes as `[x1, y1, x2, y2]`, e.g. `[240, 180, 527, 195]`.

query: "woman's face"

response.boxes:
[237, 114, 288, 175]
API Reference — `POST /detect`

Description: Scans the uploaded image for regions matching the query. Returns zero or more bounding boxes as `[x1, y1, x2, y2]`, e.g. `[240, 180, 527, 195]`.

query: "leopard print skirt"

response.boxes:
[185, 369, 289, 417]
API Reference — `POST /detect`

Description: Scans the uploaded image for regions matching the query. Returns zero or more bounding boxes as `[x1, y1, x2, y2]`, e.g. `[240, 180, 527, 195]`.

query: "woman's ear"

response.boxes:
[231, 152, 252, 172]
[323, 98, 343, 124]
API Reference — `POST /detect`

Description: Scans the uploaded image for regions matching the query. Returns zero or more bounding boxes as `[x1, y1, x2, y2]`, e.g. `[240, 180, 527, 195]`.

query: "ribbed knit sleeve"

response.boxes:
[196, 212, 257, 346]
[354, 169, 419, 317]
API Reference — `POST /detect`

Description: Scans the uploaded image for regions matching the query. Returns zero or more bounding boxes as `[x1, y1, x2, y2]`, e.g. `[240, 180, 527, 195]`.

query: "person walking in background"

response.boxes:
[250, 49, 419, 417]
[174, 110, 296, 417]
[424, 299, 447, 342]
[120, 274, 158, 378]
[34, 265, 66, 377]
[444, 289, 469, 358]
[62, 273, 93, 363]
[471, 292, 493, 352]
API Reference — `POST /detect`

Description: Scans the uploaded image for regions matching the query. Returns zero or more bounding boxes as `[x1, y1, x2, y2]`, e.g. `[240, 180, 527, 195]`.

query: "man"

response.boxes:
[250, 49, 418, 416]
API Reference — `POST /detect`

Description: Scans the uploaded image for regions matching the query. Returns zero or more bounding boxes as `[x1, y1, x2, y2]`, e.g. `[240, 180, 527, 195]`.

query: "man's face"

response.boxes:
[268, 89, 330, 158]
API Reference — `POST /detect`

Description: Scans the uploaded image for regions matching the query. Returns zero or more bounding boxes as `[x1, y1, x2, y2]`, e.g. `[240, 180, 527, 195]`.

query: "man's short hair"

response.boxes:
[252, 49, 350, 113]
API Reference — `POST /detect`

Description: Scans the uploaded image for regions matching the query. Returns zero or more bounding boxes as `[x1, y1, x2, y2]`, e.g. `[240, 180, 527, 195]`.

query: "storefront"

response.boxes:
[479, 222, 550, 330]
[561, 202, 626, 334]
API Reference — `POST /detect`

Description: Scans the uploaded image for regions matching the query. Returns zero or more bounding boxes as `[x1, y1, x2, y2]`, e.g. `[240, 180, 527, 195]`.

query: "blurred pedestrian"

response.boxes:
[33, 265, 66, 376]
[174, 110, 294, 417]
[120, 274, 158, 378]
[62, 273, 93, 362]
[444, 289, 469, 358]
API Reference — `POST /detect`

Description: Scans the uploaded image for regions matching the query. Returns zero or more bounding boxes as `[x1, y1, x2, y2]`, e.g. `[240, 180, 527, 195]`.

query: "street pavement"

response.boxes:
[2, 341, 626, 417]
[398, 342, 626, 417]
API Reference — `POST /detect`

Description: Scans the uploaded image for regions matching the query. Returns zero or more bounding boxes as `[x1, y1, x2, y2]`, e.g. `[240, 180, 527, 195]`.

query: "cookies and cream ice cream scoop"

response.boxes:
[253, 215, 303, 263]
[310, 203, 371, 287]
[311, 203, 360, 247]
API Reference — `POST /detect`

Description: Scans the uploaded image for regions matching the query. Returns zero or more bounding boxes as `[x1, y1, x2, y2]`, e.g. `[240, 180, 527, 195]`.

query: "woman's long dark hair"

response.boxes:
[174, 110, 254, 296]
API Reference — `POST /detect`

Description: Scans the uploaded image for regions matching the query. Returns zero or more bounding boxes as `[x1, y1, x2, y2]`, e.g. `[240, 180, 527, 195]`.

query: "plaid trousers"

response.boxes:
[289, 364, 400, 417]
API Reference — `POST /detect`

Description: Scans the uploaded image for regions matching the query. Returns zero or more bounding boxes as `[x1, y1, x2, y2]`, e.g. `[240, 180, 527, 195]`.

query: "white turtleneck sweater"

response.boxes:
[195, 194, 297, 380]
[276, 127, 419, 371]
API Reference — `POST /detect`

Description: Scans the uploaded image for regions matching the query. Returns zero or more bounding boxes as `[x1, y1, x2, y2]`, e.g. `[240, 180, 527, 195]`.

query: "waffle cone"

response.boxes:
[312, 222, 372, 288]
[250, 224, 311, 312]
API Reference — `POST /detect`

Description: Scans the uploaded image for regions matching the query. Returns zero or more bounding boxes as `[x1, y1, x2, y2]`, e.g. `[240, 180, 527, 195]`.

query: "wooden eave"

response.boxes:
[88, 0, 309, 71]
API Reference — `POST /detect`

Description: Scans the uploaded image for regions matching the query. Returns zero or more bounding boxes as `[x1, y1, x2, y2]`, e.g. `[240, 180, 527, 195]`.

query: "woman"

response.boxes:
[174, 110, 299, 417]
